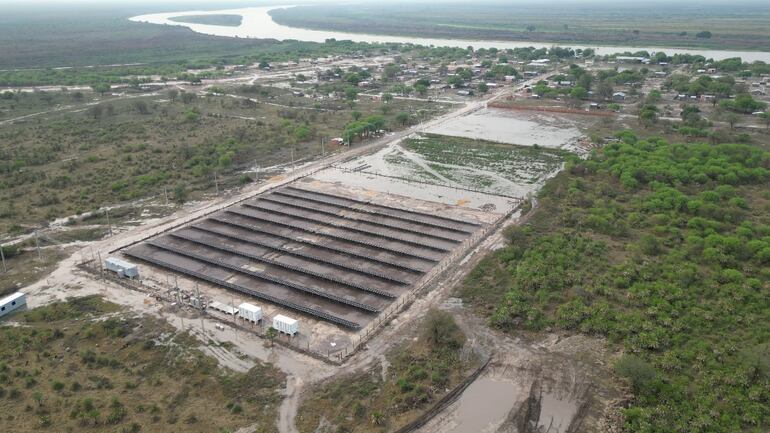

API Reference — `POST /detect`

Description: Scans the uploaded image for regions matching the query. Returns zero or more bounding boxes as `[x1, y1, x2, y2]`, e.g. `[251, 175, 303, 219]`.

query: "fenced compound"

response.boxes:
[111, 181, 517, 363]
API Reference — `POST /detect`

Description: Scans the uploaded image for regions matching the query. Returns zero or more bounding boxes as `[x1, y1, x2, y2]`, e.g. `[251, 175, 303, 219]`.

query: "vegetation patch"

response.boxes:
[0, 296, 284, 433]
[461, 132, 770, 432]
[296, 310, 477, 433]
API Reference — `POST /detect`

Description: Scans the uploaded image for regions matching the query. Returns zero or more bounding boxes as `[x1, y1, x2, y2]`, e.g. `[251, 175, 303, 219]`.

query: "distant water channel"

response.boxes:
[130, 6, 770, 62]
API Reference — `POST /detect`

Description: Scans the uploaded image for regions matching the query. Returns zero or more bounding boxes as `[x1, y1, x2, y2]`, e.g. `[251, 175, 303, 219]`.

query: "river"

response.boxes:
[130, 6, 770, 62]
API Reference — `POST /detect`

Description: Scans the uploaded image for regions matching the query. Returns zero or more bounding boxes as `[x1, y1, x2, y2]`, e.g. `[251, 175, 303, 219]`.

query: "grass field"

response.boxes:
[0, 296, 284, 433]
[271, 2, 770, 51]
[402, 134, 572, 193]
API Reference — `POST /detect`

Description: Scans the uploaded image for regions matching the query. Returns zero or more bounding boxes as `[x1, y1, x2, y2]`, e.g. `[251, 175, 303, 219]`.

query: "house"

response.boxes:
[330, 137, 345, 146]
[457, 90, 472, 96]
[0, 292, 26, 318]
[613, 92, 627, 101]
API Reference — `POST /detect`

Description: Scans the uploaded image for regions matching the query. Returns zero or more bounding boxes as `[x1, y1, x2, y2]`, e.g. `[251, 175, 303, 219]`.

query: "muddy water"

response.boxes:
[311, 166, 517, 212]
[444, 377, 521, 433]
[537, 392, 580, 433]
[426, 108, 585, 151]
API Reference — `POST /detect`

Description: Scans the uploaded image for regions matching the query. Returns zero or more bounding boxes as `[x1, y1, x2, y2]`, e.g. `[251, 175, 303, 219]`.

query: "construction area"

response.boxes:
[114, 174, 511, 358]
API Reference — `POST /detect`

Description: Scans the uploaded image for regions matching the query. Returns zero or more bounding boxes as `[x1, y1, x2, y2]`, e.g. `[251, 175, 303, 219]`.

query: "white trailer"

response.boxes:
[0, 292, 27, 318]
[238, 303, 262, 323]
[104, 257, 139, 279]
[272, 314, 299, 336]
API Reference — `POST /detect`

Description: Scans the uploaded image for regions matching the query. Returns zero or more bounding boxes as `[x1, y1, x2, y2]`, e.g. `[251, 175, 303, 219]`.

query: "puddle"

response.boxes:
[426, 108, 584, 151]
[537, 392, 580, 433]
[442, 377, 521, 433]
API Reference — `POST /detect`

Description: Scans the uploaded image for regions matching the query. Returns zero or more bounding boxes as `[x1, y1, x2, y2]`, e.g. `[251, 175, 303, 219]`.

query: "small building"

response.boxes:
[613, 92, 627, 101]
[210, 301, 238, 315]
[0, 292, 26, 318]
[330, 137, 345, 146]
[238, 303, 262, 323]
[457, 90, 472, 96]
[104, 257, 139, 279]
[273, 314, 299, 336]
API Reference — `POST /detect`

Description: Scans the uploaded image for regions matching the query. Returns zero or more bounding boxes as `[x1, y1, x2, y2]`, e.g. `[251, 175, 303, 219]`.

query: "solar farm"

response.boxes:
[117, 174, 510, 352]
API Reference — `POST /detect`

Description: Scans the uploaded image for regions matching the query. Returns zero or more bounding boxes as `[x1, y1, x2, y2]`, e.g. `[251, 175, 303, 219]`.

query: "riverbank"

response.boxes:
[131, 6, 770, 62]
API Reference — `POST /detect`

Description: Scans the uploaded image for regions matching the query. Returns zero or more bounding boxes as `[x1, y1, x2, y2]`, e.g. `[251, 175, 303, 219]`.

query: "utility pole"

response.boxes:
[214, 171, 220, 196]
[163, 186, 169, 205]
[105, 208, 112, 236]
[321, 137, 325, 157]
[291, 145, 295, 171]
[0, 244, 6, 273]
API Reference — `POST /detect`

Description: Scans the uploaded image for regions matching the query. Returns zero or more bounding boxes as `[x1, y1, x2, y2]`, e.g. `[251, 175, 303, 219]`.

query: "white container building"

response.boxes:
[0, 292, 27, 318]
[238, 303, 262, 323]
[104, 257, 139, 279]
[209, 301, 238, 315]
[272, 314, 299, 336]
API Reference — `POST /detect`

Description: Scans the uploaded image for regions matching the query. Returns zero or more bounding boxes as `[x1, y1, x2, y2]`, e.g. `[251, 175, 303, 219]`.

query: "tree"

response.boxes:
[526, 25, 536, 32]
[91, 83, 110, 96]
[423, 309, 465, 350]
[615, 355, 658, 393]
[395, 111, 410, 126]
[477, 82, 489, 94]
[173, 182, 188, 203]
[266, 327, 278, 347]
[414, 83, 428, 97]
[383, 63, 400, 80]
[724, 112, 739, 129]
[596, 80, 614, 101]
[168, 89, 179, 102]
[646, 90, 662, 103]
[570, 86, 588, 100]
[180, 92, 196, 104]
[382, 92, 394, 103]
[639, 105, 659, 126]
[696, 31, 713, 39]
[88, 104, 104, 120]
[132, 100, 149, 114]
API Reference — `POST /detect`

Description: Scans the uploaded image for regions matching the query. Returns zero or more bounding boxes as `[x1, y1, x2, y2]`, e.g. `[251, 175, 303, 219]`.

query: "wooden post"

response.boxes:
[0, 244, 5, 273]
